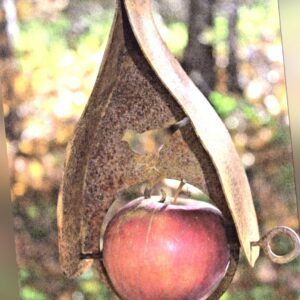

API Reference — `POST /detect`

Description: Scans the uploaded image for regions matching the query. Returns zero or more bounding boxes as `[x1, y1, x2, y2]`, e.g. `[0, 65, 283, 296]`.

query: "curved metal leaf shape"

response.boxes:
[124, 0, 260, 266]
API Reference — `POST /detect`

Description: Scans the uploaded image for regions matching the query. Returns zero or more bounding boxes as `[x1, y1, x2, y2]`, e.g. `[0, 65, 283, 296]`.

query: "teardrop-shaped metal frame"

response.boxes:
[58, 0, 261, 298]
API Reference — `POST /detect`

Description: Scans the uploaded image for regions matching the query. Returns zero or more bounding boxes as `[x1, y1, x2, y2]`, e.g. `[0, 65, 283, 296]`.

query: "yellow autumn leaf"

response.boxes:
[16, 0, 34, 20]
[55, 128, 72, 145]
[2, 103, 10, 116]
[12, 182, 26, 197]
[19, 140, 34, 155]
[28, 160, 44, 180]
[14, 74, 31, 98]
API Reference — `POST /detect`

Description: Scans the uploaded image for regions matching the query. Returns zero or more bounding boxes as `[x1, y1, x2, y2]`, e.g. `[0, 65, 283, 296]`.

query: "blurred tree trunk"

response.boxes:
[226, 0, 242, 94]
[0, 0, 20, 140]
[182, 0, 216, 98]
[0, 0, 14, 61]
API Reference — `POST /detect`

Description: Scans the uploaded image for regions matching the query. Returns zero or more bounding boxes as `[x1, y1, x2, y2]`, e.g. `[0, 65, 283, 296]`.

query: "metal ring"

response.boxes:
[252, 226, 300, 264]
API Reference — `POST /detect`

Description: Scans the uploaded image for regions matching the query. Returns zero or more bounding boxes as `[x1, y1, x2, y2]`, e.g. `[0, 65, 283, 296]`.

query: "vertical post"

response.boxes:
[182, 0, 216, 97]
[226, 0, 242, 93]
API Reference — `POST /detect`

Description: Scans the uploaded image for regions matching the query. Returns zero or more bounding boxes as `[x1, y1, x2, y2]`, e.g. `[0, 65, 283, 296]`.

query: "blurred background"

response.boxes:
[0, 0, 299, 299]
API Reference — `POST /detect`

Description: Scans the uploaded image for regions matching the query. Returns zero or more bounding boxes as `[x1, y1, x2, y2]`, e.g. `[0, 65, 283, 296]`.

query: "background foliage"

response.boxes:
[1, 0, 299, 299]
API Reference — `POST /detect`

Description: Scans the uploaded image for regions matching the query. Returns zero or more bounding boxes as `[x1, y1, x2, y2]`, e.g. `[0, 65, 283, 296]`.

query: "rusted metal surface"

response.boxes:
[57, 0, 260, 297]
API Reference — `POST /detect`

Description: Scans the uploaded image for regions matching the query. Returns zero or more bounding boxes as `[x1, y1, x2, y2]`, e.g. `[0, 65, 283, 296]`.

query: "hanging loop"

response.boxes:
[251, 226, 300, 264]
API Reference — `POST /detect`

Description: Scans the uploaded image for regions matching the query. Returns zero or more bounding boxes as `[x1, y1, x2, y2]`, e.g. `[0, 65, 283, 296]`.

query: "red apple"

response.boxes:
[103, 196, 230, 300]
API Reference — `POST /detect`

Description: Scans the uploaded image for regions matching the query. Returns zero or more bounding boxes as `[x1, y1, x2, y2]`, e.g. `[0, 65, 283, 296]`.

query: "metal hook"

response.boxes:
[251, 226, 300, 264]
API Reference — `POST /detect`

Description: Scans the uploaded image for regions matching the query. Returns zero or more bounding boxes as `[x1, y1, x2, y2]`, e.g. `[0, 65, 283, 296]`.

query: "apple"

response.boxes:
[103, 196, 230, 300]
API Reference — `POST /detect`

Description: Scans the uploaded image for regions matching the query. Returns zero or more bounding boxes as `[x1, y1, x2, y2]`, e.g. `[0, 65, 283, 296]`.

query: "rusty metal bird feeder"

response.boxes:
[57, 0, 300, 299]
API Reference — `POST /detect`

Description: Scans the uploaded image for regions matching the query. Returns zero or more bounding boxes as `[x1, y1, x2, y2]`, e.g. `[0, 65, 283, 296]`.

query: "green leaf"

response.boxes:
[21, 286, 47, 300]
[250, 286, 273, 299]
[220, 291, 231, 300]
[209, 92, 238, 118]
[19, 268, 31, 283]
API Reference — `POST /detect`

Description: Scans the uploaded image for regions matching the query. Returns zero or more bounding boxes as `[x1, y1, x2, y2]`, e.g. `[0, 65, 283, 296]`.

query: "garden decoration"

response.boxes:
[57, 0, 300, 299]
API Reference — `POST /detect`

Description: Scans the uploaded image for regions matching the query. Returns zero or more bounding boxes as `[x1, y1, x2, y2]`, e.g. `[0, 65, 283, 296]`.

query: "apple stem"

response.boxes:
[159, 189, 167, 203]
[172, 179, 186, 204]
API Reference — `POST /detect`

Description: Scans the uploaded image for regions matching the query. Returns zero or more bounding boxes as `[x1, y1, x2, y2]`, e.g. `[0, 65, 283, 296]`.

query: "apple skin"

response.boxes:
[103, 196, 230, 300]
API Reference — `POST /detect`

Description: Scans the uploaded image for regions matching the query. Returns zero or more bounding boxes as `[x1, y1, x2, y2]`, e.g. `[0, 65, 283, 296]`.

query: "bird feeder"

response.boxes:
[57, 0, 300, 299]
